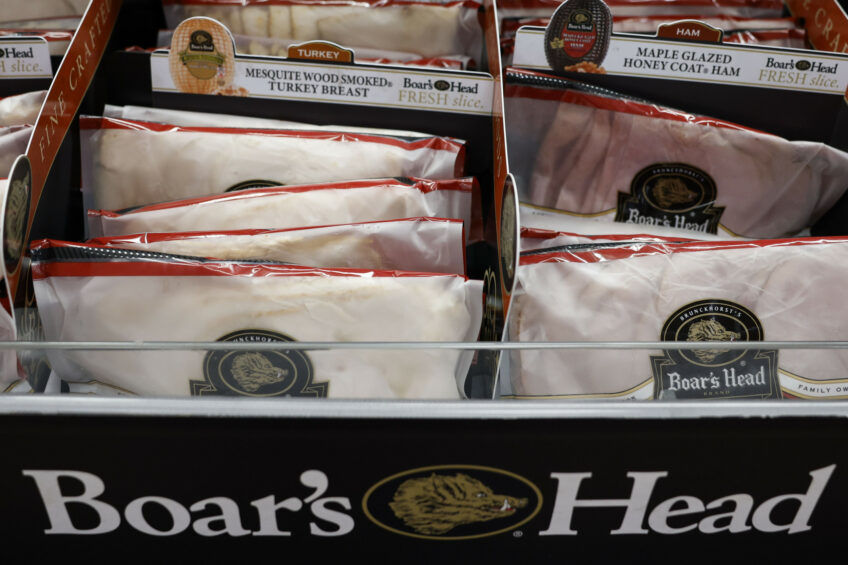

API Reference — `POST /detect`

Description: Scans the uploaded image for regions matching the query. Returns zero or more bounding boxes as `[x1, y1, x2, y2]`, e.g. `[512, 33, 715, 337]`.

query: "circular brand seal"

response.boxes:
[362, 465, 542, 540]
[434, 80, 450, 91]
[4, 155, 32, 275]
[795, 60, 811, 71]
[544, 0, 611, 73]
[635, 163, 715, 213]
[199, 329, 325, 397]
[661, 300, 764, 368]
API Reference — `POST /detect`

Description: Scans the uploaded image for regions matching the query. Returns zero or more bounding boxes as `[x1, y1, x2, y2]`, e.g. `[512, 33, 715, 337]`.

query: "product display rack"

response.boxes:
[1, 0, 848, 561]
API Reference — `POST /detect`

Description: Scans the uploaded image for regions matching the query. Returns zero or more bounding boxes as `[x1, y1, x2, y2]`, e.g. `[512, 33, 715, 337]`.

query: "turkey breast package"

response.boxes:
[505, 68, 848, 240]
[508, 237, 848, 401]
[31, 240, 483, 399]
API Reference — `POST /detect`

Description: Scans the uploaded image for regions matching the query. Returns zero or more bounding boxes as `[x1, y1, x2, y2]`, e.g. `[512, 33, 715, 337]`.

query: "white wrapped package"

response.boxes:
[88, 217, 467, 275]
[497, 0, 784, 20]
[508, 237, 848, 400]
[162, 0, 484, 60]
[103, 104, 429, 137]
[505, 69, 848, 239]
[32, 240, 483, 399]
[0, 30, 74, 55]
[81, 116, 467, 210]
[519, 202, 729, 240]
[0, 91, 45, 126]
[520, 226, 697, 252]
[724, 29, 807, 49]
[88, 177, 477, 241]
[0, 0, 89, 23]
[612, 15, 801, 33]
[156, 29, 473, 67]
[0, 125, 32, 177]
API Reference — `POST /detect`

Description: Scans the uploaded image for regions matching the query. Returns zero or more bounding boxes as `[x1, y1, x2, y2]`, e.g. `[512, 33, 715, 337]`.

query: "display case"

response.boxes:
[2, 0, 848, 560]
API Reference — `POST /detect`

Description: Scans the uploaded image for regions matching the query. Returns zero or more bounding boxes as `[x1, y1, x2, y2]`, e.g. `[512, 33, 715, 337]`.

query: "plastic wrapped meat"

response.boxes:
[508, 237, 848, 400]
[80, 116, 466, 210]
[505, 69, 848, 239]
[87, 177, 477, 240]
[519, 226, 697, 252]
[0, 0, 89, 23]
[88, 217, 467, 275]
[0, 125, 32, 177]
[163, 0, 483, 60]
[32, 239, 484, 399]
[0, 91, 46, 126]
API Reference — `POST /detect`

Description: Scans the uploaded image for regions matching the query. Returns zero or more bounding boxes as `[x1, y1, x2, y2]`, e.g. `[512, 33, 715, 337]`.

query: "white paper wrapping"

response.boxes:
[32, 240, 483, 399]
[80, 116, 466, 211]
[88, 217, 467, 275]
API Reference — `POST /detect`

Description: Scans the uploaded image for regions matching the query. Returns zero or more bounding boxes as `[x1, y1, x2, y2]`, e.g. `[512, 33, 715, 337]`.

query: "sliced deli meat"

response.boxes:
[80, 116, 466, 210]
[88, 177, 477, 240]
[505, 69, 848, 239]
[508, 238, 848, 400]
[88, 217, 467, 275]
[31, 240, 483, 399]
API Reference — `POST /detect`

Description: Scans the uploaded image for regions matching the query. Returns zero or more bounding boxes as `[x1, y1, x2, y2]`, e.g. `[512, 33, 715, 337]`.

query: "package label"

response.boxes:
[151, 52, 494, 116]
[0, 37, 51, 79]
[514, 27, 848, 94]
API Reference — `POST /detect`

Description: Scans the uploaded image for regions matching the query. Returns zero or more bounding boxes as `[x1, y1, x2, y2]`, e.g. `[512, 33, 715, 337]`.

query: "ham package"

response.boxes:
[32, 240, 483, 399]
[88, 177, 476, 240]
[497, 0, 785, 20]
[162, 0, 483, 61]
[505, 69, 848, 239]
[0, 125, 33, 176]
[508, 237, 848, 401]
[88, 217, 467, 275]
[80, 116, 466, 210]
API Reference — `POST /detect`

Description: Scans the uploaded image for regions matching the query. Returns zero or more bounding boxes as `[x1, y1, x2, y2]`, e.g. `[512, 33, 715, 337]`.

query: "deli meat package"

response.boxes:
[497, 0, 785, 19]
[88, 177, 477, 240]
[80, 116, 466, 210]
[520, 226, 697, 252]
[508, 238, 848, 401]
[505, 69, 848, 239]
[0, 125, 33, 176]
[88, 217, 467, 275]
[31, 240, 483, 399]
[161, 0, 484, 61]
[0, 91, 46, 126]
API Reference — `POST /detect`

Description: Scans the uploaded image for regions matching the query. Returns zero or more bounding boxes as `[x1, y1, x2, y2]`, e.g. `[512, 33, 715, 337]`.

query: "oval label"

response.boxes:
[193, 329, 327, 397]
[362, 465, 542, 540]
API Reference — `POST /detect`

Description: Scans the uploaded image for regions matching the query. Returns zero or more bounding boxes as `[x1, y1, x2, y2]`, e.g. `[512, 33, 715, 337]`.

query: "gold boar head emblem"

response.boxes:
[230, 352, 288, 392]
[652, 177, 698, 209]
[389, 473, 528, 535]
[686, 318, 741, 364]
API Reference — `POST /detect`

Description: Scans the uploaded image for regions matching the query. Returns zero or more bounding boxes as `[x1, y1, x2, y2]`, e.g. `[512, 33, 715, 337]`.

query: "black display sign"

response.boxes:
[1, 400, 847, 562]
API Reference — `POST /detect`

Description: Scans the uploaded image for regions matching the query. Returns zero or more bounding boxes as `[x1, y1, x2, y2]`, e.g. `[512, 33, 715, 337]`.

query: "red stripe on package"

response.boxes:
[87, 217, 467, 275]
[80, 116, 467, 211]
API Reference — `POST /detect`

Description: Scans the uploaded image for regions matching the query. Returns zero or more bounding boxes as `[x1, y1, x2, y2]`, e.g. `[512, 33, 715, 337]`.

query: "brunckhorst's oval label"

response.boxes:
[651, 300, 780, 400]
[193, 329, 327, 398]
[362, 465, 543, 540]
[544, 0, 611, 73]
[225, 179, 283, 192]
[168, 17, 236, 95]
[615, 163, 724, 234]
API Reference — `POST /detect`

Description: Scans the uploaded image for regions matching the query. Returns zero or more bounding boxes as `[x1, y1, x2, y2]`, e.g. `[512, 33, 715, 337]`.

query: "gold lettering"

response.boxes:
[815, 8, 827, 29]
[823, 17, 834, 39]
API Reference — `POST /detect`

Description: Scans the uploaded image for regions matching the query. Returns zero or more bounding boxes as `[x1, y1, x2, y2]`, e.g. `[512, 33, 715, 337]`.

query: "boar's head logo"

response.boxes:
[652, 177, 698, 209]
[686, 318, 741, 364]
